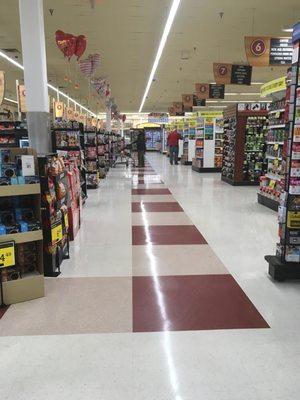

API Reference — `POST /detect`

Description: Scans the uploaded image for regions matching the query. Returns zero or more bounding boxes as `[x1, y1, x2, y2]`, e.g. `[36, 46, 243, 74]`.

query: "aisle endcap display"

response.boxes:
[222, 104, 269, 186]
[258, 96, 287, 211]
[0, 148, 45, 305]
[266, 23, 300, 281]
[192, 111, 224, 173]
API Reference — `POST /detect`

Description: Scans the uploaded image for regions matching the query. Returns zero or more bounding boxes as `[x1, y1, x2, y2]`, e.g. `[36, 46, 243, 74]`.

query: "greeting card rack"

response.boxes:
[266, 24, 300, 281]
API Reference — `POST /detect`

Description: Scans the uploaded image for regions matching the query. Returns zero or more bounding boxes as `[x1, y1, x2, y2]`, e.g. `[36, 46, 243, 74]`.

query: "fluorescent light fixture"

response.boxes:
[240, 92, 261, 95]
[4, 97, 18, 104]
[207, 100, 270, 104]
[252, 82, 264, 85]
[0, 50, 97, 116]
[138, 0, 181, 112]
[282, 27, 293, 33]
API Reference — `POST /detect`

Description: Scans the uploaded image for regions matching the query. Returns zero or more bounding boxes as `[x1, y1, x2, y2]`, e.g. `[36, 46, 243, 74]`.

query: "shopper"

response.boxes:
[167, 129, 182, 165]
[136, 130, 146, 167]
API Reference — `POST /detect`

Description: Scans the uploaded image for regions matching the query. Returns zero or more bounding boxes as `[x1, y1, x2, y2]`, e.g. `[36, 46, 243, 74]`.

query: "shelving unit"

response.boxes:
[266, 25, 300, 280]
[0, 148, 44, 305]
[258, 98, 287, 211]
[38, 154, 70, 277]
[84, 129, 100, 189]
[0, 121, 28, 148]
[221, 104, 268, 186]
[52, 121, 87, 203]
[192, 113, 224, 173]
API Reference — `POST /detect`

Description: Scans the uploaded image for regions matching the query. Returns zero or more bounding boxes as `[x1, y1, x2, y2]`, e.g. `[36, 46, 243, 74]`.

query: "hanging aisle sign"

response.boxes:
[148, 113, 169, 124]
[18, 85, 27, 113]
[260, 76, 287, 98]
[172, 101, 184, 116]
[66, 107, 74, 121]
[79, 113, 86, 124]
[213, 63, 252, 85]
[182, 94, 194, 111]
[245, 36, 293, 66]
[195, 83, 225, 99]
[74, 110, 80, 121]
[0, 72, 5, 106]
[197, 111, 223, 118]
[54, 101, 64, 119]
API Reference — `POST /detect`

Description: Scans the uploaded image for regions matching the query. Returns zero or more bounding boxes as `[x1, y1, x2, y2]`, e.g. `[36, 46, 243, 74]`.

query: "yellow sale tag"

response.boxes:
[269, 180, 276, 189]
[273, 159, 279, 166]
[287, 212, 300, 229]
[64, 213, 69, 229]
[51, 224, 63, 244]
[274, 143, 279, 150]
[0, 241, 15, 269]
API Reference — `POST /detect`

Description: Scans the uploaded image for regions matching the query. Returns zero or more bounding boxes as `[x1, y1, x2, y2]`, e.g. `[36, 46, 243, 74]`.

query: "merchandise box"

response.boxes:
[68, 207, 80, 241]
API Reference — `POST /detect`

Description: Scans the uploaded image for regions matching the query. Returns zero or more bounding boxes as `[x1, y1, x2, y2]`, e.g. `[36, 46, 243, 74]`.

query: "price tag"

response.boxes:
[64, 213, 69, 230]
[0, 241, 15, 269]
[269, 180, 276, 189]
[275, 111, 281, 119]
[51, 223, 63, 244]
[274, 143, 279, 151]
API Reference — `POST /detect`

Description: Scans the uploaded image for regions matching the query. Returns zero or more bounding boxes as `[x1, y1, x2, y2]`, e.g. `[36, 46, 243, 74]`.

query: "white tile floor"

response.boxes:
[1, 153, 300, 399]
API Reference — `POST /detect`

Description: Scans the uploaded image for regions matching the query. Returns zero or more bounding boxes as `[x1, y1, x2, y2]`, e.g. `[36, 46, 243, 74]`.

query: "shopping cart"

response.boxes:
[112, 143, 137, 168]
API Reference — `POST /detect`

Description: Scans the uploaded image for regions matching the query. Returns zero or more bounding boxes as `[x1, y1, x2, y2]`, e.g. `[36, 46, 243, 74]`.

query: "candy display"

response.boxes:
[38, 154, 70, 277]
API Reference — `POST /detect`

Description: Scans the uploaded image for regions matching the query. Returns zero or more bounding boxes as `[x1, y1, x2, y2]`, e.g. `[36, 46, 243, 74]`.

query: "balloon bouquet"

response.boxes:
[55, 30, 87, 89]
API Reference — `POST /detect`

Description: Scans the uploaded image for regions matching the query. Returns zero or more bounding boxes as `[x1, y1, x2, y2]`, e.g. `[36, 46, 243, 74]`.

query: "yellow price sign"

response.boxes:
[287, 212, 300, 229]
[64, 213, 69, 230]
[274, 143, 279, 151]
[51, 223, 63, 244]
[269, 180, 276, 189]
[0, 241, 15, 269]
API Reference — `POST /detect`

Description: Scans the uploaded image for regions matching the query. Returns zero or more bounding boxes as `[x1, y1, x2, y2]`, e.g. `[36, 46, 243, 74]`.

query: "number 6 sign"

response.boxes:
[245, 36, 271, 66]
[250, 39, 267, 56]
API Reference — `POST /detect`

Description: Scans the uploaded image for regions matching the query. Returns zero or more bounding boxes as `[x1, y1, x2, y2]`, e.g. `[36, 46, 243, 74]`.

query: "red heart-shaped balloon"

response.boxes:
[75, 35, 87, 60]
[55, 30, 76, 60]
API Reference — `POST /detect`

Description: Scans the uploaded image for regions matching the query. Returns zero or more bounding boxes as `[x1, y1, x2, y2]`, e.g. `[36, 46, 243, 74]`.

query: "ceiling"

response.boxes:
[0, 0, 300, 113]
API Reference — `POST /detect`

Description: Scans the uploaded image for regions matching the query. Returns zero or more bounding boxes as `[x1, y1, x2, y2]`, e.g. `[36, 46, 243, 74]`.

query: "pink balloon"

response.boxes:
[78, 58, 92, 76]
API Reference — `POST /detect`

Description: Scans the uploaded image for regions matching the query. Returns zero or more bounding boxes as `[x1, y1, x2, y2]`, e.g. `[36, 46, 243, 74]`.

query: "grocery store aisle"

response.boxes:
[1, 153, 300, 400]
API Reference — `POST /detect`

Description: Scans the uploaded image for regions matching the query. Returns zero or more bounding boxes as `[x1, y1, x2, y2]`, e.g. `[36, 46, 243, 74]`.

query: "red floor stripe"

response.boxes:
[132, 202, 184, 212]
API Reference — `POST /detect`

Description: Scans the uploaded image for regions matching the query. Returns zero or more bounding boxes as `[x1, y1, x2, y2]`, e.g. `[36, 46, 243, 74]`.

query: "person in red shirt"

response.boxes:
[167, 129, 182, 165]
